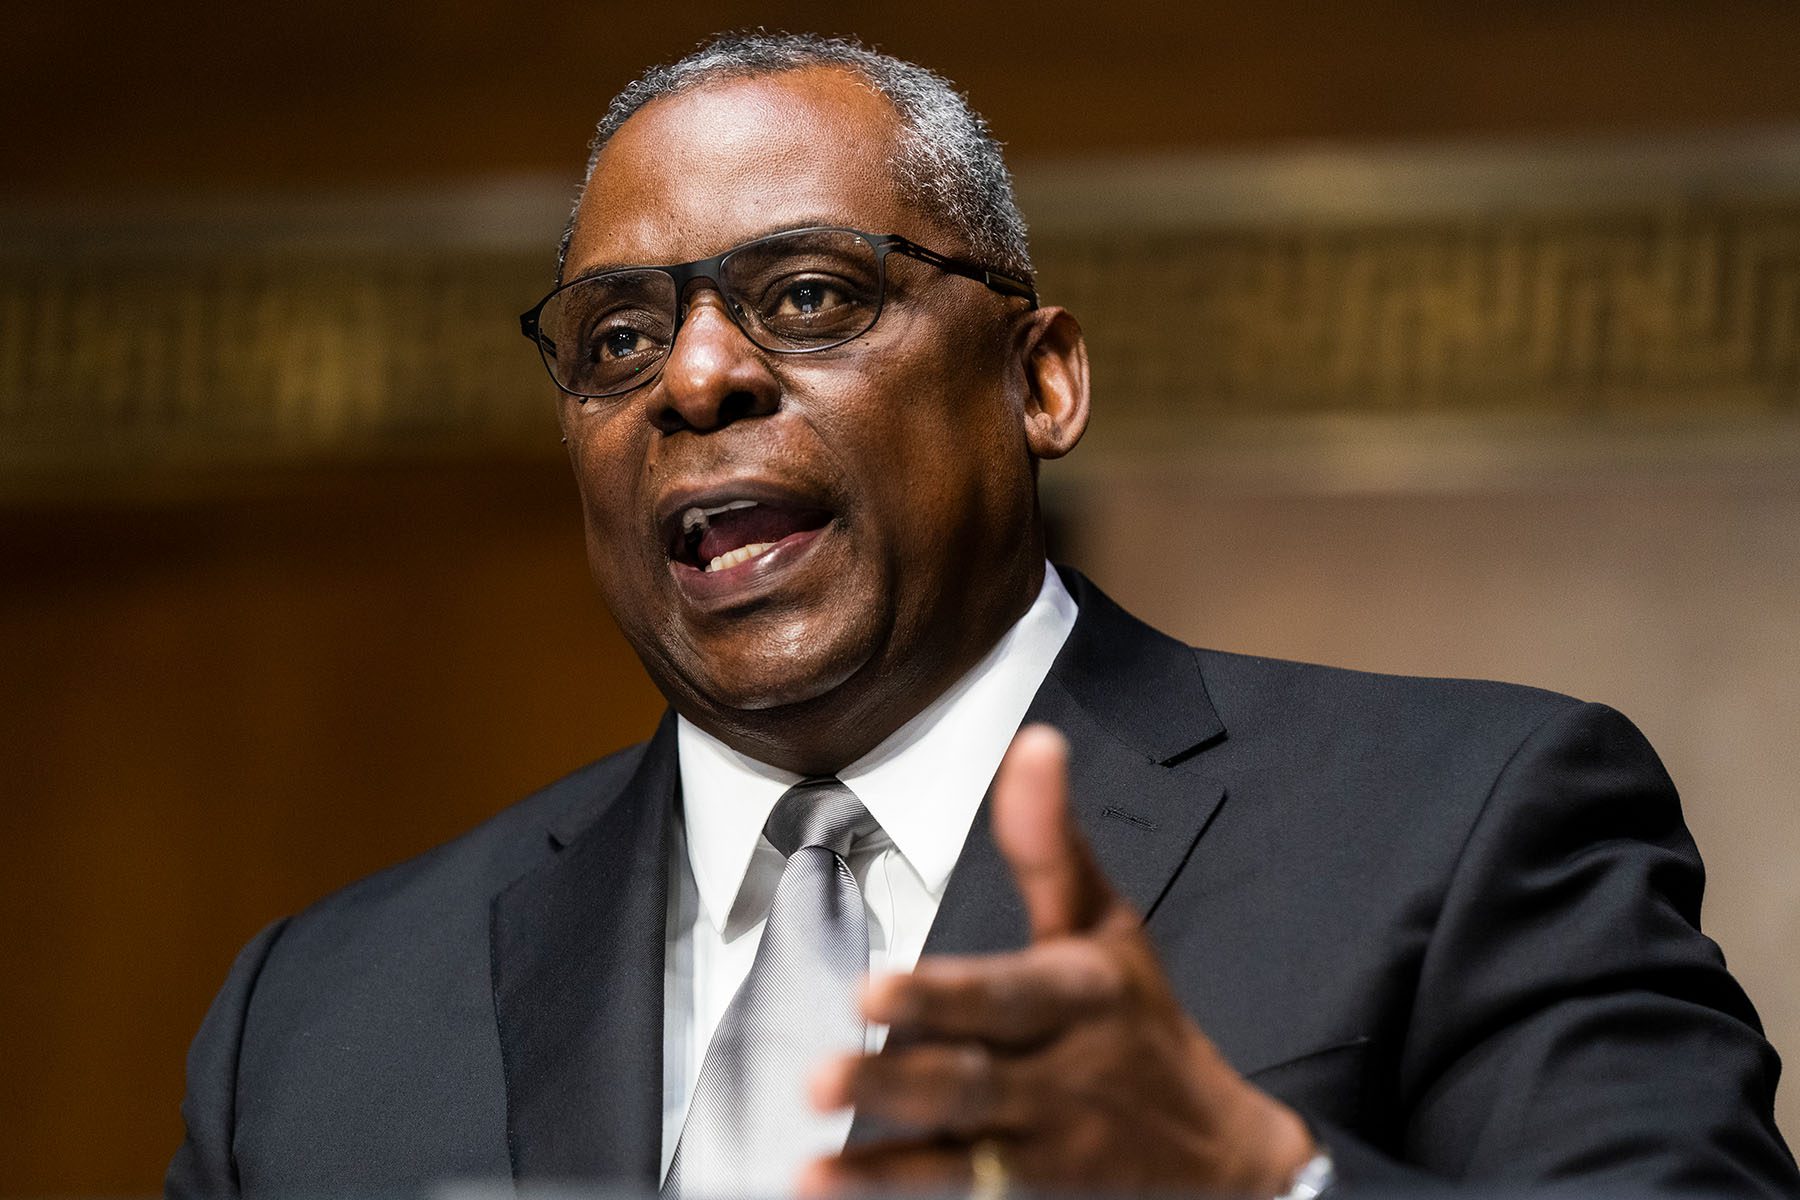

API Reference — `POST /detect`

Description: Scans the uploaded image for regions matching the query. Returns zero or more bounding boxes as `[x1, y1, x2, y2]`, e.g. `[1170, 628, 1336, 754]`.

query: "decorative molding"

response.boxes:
[1015, 128, 1800, 231]
[1037, 206, 1800, 439]
[0, 247, 559, 473]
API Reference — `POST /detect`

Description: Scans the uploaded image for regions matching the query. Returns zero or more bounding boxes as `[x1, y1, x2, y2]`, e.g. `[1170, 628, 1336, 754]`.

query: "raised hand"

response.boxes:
[802, 724, 1316, 1197]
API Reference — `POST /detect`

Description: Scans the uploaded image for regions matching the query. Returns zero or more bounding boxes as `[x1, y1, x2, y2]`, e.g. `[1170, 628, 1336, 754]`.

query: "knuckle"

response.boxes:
[945, 1043, 997, 1134]
[953, 1041, 993, 1081]
[844, 1055, 887, 1104]
[950, 970, 992, 1012]
[1064, 1115, 1113, 1167]
[922, 961, 981, 1010]
[996, 1058, 1049, 1133]
[985, 970, 1027, 1014]
[1067, 946, 1130, 1010]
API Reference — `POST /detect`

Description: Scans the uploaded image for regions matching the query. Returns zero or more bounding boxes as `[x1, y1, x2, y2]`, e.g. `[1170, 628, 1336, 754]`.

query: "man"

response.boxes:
[170, 33, 1797, 1199]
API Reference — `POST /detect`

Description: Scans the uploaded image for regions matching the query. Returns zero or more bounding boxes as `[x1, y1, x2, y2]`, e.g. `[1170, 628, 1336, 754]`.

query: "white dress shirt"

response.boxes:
[661, 564, 1078, 1180]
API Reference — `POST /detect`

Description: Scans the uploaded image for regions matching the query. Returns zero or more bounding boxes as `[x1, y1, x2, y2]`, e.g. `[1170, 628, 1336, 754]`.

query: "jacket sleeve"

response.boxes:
[1334, 701, 1796, 1195]
[166, 918, 290, 1200]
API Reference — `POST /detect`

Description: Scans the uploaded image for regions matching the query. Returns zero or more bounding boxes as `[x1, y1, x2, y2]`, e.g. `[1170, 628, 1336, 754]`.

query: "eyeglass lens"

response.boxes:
[535, 228, 886, 398]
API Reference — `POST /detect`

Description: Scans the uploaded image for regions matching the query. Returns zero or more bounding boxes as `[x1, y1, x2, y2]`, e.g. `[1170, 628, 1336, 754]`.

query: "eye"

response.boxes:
[743, 262, 877, 345]
[585, 316, 665, 364]
[771, 277, 850, 318]
[597, 325, 651, 360]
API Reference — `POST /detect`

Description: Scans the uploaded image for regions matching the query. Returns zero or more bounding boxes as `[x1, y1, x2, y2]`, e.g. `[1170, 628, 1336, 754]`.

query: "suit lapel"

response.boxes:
[924, 568, 1227, 958]
[491, 714, 677, 1186]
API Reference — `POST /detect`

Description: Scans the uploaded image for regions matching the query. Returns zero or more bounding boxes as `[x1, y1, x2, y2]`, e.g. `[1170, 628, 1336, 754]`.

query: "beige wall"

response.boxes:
[1064, 424, 1800, 1141]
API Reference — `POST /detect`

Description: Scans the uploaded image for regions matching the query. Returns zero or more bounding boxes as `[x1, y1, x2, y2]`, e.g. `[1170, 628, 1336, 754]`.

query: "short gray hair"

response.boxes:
[556, 31, 1033, 283]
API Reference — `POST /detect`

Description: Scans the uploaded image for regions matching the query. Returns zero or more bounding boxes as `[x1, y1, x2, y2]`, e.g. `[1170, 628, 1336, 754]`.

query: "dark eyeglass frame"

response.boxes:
[517, 226, 1038, 400]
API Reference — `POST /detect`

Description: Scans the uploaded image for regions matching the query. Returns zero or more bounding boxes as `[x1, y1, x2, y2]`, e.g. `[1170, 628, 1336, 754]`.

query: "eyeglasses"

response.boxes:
[518, 226, 1037, 400]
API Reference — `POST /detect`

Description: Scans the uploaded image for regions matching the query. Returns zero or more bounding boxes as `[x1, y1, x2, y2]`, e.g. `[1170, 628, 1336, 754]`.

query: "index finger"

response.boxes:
[863, 938, 1126, 1047]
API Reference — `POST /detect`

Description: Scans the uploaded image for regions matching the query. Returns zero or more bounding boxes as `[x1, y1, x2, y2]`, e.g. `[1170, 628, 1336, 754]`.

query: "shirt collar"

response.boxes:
[676, 564, 1078, 933]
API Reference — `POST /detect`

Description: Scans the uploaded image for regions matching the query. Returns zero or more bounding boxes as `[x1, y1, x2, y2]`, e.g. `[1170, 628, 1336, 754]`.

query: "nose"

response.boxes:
[650, 289, 780, 434]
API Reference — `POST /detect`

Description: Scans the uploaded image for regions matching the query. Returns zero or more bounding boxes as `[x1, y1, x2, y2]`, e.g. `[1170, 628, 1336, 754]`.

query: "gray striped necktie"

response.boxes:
[666, 778, 878, 1199]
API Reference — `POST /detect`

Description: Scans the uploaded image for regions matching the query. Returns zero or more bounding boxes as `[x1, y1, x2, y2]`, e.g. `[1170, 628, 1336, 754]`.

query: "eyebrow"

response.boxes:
[561, 217, 875, 286]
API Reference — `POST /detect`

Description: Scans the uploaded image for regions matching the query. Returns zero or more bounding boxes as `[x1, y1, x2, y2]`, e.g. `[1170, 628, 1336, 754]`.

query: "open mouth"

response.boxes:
[666, 497, 835, 575]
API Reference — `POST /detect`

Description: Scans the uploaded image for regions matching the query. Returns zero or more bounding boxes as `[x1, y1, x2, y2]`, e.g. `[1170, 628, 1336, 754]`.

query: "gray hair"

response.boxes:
[555, 31, 1033, 283]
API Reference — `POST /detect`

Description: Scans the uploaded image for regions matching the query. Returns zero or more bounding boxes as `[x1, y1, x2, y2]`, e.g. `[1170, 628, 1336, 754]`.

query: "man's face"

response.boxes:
[559, 67, 1047, 767]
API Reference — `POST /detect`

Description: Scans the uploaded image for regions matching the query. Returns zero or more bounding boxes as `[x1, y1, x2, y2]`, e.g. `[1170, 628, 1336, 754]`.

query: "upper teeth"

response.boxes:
[682, 499, 758, 537]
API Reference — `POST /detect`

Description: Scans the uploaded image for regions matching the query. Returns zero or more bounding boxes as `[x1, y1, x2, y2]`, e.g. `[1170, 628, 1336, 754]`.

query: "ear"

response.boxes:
[1015, 306, 1090, 460]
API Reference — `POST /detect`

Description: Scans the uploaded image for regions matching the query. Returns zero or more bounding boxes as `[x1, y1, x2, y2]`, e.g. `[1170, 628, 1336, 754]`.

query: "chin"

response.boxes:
[666, 613, 881, 716]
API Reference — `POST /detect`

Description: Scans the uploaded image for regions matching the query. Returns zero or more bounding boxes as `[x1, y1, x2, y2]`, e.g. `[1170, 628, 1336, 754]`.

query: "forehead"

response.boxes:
[566, 67, 945, 275]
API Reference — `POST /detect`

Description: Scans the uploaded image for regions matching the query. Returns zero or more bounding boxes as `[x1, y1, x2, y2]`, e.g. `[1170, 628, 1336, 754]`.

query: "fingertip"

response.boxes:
[993, 724, 1073, 855]
[809, 1054, 854, 1111]
[860, 971, 916, 1025]
[859, 971, 894, 1007]
[794, 1158, 836, 1199]
[1013, 722, 1069, 758]
[1004, 725, 1069, 784]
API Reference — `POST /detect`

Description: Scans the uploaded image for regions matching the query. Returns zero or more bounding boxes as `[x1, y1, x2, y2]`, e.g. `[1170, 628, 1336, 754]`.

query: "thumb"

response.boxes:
[990, 723, 1116, 940]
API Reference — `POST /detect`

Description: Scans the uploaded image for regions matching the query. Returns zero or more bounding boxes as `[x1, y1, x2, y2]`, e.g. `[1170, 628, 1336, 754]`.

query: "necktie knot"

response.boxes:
[764, 777, 877, 859]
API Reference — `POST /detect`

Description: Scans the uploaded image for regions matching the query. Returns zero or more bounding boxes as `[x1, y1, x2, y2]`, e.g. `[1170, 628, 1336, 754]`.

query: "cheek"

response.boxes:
[853, 397, 1028, 587]
[881, 338, 1025, 473]
[567, 413, 656, 576]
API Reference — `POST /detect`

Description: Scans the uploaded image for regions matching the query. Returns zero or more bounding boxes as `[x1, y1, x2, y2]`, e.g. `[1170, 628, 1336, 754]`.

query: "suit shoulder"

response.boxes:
[1195, 645, 1584, 741]
[280, 736, 654, 937]
[1186, 647, 1619, 803]
[1182, 649, 1668, 942]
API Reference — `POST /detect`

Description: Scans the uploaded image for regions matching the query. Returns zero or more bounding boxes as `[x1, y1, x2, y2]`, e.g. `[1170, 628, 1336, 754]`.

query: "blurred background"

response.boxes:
[4, 1, 1799, 1190]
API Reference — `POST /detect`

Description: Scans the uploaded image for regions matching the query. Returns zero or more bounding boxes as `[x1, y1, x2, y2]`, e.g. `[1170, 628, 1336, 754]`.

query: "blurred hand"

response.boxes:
[803, 724, 1315, 1198]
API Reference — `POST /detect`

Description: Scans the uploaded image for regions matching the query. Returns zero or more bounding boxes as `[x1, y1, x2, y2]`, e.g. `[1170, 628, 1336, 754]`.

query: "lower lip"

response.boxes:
[668, 523, 832, 607]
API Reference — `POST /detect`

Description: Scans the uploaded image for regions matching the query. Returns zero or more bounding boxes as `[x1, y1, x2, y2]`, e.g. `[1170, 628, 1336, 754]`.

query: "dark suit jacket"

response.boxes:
[168, 569, 1797, 1197]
